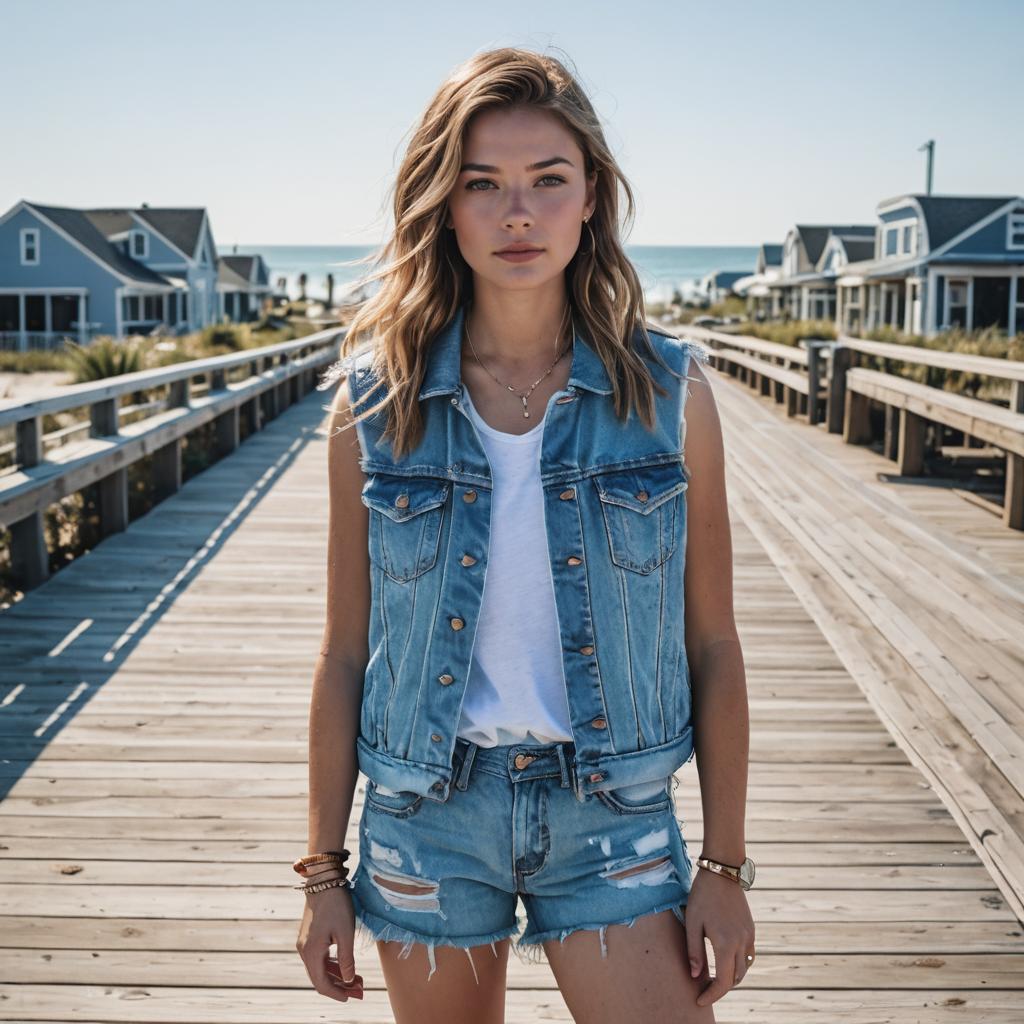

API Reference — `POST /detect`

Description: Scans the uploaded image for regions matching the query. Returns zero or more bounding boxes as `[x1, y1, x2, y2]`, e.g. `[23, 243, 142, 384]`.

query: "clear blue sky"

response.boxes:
[1, 0, 1019, 247]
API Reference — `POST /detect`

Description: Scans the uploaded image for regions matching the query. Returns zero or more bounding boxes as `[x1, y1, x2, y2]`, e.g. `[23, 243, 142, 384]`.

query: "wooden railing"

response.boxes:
[0, 327, 345, 591]
[679, 324, 1024, 530]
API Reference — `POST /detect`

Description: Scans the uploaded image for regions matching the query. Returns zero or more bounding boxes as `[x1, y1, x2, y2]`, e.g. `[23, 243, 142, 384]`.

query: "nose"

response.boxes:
[503, 190, 534, 230]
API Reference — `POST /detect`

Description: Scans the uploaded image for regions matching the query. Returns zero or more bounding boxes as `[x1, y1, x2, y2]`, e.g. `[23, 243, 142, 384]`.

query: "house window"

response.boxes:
[1008, 207, 1024, 250]
[1015, 278, 1024, 328]
[123, 295, 140, 321]
[130, 230, 148, 259]
[901, 224, 913, 255]
[181, 293, 188, 323]
[20, 228, 40, 265]
[947, 279, 968, 328]
[884, 227, 898, 256]
[143, 295, 162, 320]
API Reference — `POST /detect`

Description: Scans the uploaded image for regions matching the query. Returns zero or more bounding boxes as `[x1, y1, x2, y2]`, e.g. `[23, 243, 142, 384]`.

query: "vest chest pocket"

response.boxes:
[593, 462, 688, 574]
[360, 473, 450, 582]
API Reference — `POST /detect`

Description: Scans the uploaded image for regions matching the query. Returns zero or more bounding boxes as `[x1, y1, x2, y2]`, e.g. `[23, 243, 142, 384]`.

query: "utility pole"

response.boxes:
[917, 139, 935, 195]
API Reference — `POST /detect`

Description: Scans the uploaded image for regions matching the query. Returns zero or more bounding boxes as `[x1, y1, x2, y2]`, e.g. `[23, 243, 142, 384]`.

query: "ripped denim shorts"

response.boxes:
[347, 735, 693, 982]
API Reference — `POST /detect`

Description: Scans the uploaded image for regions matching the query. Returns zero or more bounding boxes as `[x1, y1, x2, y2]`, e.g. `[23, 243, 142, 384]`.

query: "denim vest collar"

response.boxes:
[418, 302, 615, 401]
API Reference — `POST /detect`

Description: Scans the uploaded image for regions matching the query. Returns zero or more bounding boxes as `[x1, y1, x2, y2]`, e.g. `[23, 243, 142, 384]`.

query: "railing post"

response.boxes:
[827, 343, 851, 434]
[805, 340, 828, 426]
[1006, 380, 1024, 530]
[152, 439, 182, 501]
[10, 512, 49, 590]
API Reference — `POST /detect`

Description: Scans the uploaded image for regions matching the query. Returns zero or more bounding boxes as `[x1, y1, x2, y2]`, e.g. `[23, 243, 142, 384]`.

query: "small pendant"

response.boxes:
[522, 396, 530, 418]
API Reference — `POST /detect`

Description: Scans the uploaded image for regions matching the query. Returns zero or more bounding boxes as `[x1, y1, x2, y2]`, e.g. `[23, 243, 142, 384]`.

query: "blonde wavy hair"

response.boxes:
[319, 45, 684, 460]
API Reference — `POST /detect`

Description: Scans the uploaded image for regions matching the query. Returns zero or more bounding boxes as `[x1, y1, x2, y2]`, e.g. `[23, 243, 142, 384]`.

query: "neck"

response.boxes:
[464, 290, 573, 371]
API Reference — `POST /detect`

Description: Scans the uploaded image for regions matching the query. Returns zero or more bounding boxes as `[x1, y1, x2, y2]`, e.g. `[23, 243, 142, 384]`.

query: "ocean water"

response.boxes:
[235, 243, 759, 306]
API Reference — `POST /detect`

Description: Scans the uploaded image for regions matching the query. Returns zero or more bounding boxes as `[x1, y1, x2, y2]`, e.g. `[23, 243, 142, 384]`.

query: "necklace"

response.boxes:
[464, 304, 573, 419]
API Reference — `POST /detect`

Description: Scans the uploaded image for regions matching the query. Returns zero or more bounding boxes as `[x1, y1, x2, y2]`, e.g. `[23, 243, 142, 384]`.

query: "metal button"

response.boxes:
[463, 490, 477, 503]
[451, 617, 465, 630]
[559, 488, 576, 500]
[432, 781, 445, 790]
[636, 490, 649, 502]
[589, 772, 604, 783]
[579, 644, 594, 655]
[514, 753, 536, 769]
[438, 673, 454, 686]
[430, 733, 442, 742]
[395, 493, 410, 508]
[567, 556, 582, 566]
[461, 554, 477, 566]
[591, 717, 607, 729]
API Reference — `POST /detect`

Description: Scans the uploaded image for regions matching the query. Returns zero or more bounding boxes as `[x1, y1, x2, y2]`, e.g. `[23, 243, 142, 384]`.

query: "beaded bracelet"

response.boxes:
[295, 874, 353, 895]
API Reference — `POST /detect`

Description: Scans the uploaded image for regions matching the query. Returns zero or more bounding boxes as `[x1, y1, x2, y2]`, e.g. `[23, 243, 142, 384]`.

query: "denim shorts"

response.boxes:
[348, 735, 693, 983]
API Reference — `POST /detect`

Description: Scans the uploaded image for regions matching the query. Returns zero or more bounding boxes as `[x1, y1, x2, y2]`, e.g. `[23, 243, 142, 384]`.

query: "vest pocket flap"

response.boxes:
[594, 462, 687, 515]
[361, 474, 451, 522]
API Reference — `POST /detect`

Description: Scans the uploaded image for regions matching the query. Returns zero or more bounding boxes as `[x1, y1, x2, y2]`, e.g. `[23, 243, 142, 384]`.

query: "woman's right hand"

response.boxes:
[296, 887, 365, 1002]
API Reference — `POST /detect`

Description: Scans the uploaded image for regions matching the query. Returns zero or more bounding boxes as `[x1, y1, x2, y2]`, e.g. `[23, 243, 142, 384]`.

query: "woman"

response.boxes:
[295, 47, 754, 1023]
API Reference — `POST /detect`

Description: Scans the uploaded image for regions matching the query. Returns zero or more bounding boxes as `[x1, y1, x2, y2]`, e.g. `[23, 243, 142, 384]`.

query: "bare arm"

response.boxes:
[681, 359, 749, 867]
[307, 377, 371, 854]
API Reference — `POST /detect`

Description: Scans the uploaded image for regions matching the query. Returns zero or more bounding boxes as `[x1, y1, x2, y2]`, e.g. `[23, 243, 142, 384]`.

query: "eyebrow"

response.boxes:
[459, 156, 575, 173]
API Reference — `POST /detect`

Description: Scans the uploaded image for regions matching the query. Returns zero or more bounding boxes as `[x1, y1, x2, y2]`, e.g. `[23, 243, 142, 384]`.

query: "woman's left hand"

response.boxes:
[683, 866, 756, 1008]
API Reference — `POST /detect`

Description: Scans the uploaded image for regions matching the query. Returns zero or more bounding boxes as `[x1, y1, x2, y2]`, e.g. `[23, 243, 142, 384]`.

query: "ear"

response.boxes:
[584, 169, 598, 221]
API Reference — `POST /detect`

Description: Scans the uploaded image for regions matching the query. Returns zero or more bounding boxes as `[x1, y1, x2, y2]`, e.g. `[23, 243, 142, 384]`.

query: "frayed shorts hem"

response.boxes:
[350, 900, 522, 983]
[515, 897, 688, 965]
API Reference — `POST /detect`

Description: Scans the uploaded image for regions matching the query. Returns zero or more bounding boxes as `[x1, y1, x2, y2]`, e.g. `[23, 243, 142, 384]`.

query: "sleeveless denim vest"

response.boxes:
[345, 303, 707, 804]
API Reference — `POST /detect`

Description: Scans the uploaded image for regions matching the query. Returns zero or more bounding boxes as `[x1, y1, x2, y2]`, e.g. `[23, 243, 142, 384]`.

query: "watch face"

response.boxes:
[740, 857, 755, 888]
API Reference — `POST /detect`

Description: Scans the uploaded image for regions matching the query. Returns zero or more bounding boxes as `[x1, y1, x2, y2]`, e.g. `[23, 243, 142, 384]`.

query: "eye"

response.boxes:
[464, 175, 567, 191]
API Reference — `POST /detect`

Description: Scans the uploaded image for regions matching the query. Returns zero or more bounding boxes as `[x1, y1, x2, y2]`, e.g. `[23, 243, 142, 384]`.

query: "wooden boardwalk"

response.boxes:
[1, 365, 1022, 1022]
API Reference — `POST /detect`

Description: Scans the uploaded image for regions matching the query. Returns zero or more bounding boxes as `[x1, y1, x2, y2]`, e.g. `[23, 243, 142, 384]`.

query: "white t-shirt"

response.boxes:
[455, 386, 574, 747]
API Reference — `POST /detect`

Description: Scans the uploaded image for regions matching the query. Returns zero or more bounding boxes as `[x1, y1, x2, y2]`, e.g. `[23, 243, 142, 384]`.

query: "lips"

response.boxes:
[495, 244, 543, 253]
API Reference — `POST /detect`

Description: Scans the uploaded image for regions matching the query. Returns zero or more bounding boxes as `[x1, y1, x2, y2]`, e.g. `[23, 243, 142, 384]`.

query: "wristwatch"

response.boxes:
[696, 853, 756, 890]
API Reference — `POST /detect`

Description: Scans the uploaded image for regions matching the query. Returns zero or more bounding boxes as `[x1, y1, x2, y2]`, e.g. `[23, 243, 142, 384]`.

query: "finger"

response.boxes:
[684, 915, 705, 979]
[330, 936, 360, 986]
[735, 948, 749, 985]
[304, 944, 355, 1003]
[696, 944, 735, 1008]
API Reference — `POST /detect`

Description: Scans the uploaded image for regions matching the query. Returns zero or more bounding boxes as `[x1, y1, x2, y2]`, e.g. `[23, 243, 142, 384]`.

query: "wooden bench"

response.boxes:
[834, 337, 1024, 531]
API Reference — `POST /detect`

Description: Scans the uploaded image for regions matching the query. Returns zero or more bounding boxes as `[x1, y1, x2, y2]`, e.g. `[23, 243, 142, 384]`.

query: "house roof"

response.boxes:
[797, 224, 875, 265]
[759, 243, 783, 267]
[878, 194, 1018, 250]
[706, 270, 749, 289]
[219, 253, 269, 286]
[843, 237, 875, 262]
[217, 258, 252, 288]
[26, 203, 173, 286]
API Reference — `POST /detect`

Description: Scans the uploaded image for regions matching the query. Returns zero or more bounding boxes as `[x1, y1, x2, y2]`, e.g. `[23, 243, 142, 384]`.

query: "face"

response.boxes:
[445, 105, 598, 293]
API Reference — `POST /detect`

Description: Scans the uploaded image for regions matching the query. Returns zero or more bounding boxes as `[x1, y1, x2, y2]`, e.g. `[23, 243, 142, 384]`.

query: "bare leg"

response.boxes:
[542, 908, 716, 1024]
[378, 936, 511, 1024]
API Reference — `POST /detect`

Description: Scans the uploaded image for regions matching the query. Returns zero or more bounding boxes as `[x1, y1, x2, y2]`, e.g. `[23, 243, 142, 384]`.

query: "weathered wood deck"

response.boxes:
[1, 364, 1022, 1022]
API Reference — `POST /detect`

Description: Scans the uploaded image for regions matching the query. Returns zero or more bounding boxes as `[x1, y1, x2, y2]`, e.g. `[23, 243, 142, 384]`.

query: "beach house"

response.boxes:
[217, 252, 272, 323]
[767, 224, 876, 322]
[0, 200, 267, 349]
[835, 194, 1024, 337]
[735, 243, 783, 319]
[699, 269, 749, 304]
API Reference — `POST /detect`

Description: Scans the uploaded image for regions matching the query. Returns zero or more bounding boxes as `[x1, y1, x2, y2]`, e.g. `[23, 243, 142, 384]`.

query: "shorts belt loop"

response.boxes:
[555, 743, 571, 790]
[455, 741, 478, 791]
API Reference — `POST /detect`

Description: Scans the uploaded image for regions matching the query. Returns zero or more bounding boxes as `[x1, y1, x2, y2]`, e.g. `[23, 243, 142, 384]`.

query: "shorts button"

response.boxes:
[514, 753, 536, 769]
[559, 488, 576, 500]
[463, 490, 477, 503]
[636, 490, 649, 502]
[591, 717, 607, 729]
[430, 733, 442, 742]
[432, 781, 444, 791]
[567, 556, 582, 566]
[395, 493, 410, 508]
[438, 673, 454, 685]
[579, 644, 594, 655]
[461, 554, 477, 566]
[451, 617, 465, 630]
[589, 772, 604, 783]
